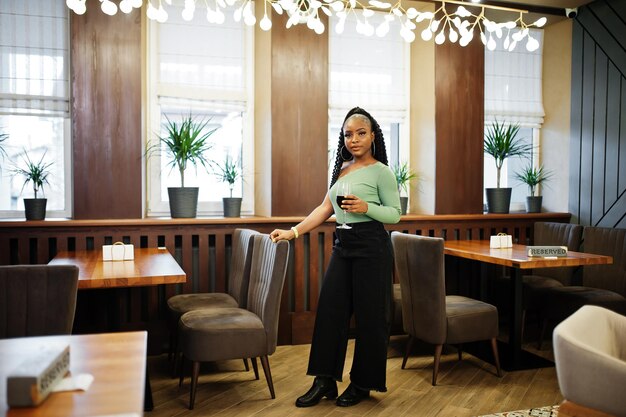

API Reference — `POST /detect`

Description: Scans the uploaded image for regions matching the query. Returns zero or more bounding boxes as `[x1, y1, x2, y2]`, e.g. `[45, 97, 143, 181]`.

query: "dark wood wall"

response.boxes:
[434, 40, 485, 214]
[67, 7, 486, 219]
[71, 7, 143, 219]
[270, 15, 329, 216]
[569, 0, 626, 227]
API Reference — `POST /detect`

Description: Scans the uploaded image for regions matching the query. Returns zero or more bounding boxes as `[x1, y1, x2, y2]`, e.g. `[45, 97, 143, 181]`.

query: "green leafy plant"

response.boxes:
[0, 132, 8, 160]
[484, 120, 533, 188]
[392, 162, 418, 195]
[515, 164, 552, 197]
[149, 114, 217, 187]
[214, 155, 242, 198]
[12, 151, 53, 199]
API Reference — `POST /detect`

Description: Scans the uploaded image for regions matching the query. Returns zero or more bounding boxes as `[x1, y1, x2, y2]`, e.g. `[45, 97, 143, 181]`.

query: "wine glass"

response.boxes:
[336, 182, 352, 229]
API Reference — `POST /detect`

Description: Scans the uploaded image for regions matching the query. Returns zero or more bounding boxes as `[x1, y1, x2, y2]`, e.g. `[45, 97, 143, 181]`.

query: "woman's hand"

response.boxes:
[340, 194, 368, 214]
[270, 228, 296, 242]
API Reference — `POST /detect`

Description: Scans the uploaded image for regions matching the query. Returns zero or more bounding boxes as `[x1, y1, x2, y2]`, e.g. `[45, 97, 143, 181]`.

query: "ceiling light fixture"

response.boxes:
[65, 0, 546, 51]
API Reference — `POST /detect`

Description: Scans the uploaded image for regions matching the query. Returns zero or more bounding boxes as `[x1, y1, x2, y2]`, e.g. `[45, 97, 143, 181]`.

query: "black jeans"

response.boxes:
[306, 221, 393, 392]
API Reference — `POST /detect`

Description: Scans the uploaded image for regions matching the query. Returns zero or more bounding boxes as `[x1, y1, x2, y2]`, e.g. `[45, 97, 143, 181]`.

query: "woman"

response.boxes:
[270, 107, 401, 407]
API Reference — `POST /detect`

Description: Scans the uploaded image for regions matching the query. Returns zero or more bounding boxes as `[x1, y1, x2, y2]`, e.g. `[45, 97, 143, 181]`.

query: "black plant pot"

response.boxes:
[486, 188, 512, 214]
[223, 197, 242, 217]
[525, 196, 542, 213]
[400, 196, 408, 215]
[24, 198, 47, 220]
[168, 187, 199, 218]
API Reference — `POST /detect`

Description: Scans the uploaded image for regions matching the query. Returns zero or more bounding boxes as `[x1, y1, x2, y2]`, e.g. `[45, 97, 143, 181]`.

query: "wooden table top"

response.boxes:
[49, 247, 186, 289]
[444, 240, 613, 269]
[0, 331, 146, 417]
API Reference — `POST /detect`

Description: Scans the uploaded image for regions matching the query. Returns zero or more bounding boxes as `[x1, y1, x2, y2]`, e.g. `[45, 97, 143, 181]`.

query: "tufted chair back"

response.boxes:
[246, 235, 290, 354]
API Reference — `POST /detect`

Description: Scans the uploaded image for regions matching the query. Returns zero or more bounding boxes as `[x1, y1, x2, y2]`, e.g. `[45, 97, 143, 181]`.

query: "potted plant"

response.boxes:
[515, 164, 552, 213]
[149, 114, 217, 218]
[0, 132, 8, 172]
[214, 155, 242, 217]
[484, 120, 533, 213]
[392, 162, 418, 215]
[12, 151, 53, 220]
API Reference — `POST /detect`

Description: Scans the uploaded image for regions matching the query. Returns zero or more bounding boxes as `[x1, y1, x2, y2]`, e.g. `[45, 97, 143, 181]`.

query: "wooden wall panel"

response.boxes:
[434, 40, 484, 214]
[569, 0, 626, 227]
[71, 7, 142, 219]
[270, 15, 329, 216]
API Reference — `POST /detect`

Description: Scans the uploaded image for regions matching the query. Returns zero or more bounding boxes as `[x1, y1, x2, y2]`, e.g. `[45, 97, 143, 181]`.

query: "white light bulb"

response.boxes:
[74, 0, 87, 14]
[533, 17, 547, 27]
[215, 9, 225, 24]
[421, 28, 432, 41]
[376, 21, 390, 37]
[335, 19, 345, 34]
[430, 19, 440, 32]
[449, 28, 458, 43]
[508, 40, 517, 51]
[156, 5, 168, 22]
[435, 30, 445, 44]
[314, 20, 325, 34]
[147, 2, 159, 20]
[401, 28, 415, 42]
[406, 7, 417, 19]
[459, 32, 472, 47]
[182, 8, 194, 20]
[480, 32, 487, 45]
[66, 0, 77, 10]
[526, 35, 539, 51]
[131, 0, 143, 8]
[330, 1, 344, 12]
[487, 35, 496, 50]
[260, 14, 272, 30]
[101, 0, 118, 16]
[120, 0, 133, 14]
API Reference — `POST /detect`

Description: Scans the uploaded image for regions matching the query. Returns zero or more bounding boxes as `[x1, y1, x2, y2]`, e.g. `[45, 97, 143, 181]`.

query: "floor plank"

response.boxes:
[147, 336, 563, 417]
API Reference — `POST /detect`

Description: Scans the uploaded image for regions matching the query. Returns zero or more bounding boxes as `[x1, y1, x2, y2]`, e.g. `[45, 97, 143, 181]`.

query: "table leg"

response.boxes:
[508, 267, 523, 368]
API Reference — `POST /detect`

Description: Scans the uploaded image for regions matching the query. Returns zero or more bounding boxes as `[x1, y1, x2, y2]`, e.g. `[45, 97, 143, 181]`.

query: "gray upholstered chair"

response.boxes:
[540, 226, 626, 346]
[167, 228, 259, 367]
[0, 265, 79, 338]
[178, 234, 290, 409]
[391, 232, 501, 385]
[553, 305, 626, 417]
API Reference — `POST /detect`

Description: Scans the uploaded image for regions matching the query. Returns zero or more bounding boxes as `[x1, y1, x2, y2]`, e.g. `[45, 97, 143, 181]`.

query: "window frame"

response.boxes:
[145, 9, 255, 217]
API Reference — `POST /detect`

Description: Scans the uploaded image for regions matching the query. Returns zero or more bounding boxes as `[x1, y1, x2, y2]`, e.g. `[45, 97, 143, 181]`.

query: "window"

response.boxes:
[146, 1, 254, 216]
[328, 12, 410, 179]
[484, 29, 544, 211]
[0, 1, 71, 218]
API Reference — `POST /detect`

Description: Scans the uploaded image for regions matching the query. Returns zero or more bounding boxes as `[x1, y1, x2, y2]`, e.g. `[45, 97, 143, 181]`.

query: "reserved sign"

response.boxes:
[527, 246, 568, 257]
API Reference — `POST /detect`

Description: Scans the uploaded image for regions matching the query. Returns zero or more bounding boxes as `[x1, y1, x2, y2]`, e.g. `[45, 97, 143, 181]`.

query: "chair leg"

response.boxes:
[243, 358, 250, 372]
[520, 309, 527, 343]
[402, 335, 415, 369]
[457, 344, 463, 361]
[490, 338, 502, 377]
[432, 344, 443, 386]
[259, 355, 276, 399]
[178, 356, 186, 388]
[251, 357, 260, 380]
[189, 361, 200, 410]
[537, 318, 549, 350]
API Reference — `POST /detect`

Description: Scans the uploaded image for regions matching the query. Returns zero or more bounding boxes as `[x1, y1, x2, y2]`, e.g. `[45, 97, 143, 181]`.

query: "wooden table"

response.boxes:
[48, 247, 186, 411]
[49, 247, 186, 289]
[443, 240, 613, 370]
[0, 331, 147, 417]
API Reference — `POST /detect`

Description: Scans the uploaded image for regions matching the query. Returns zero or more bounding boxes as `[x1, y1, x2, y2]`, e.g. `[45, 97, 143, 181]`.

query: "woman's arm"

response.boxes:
[270, 193, 334, 242]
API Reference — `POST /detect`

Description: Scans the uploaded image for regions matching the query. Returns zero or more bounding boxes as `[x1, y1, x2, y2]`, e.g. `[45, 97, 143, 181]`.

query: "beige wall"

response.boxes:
[542, 19, 573, 213]
[254, 2, 272, 216]
[410, 32, 436, 215]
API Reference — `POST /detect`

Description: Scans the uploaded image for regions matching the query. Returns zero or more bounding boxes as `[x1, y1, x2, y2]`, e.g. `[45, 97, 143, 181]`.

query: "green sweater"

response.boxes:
[330, 162, 402, 225]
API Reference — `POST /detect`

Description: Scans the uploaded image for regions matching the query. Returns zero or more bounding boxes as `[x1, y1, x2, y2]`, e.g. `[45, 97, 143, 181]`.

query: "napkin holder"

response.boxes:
[490, 233, 513, 248]
[102, 242, 134, 261]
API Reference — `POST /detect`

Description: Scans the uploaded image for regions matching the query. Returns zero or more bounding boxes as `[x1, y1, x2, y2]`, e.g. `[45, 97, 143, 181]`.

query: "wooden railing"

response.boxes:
[0, 213, 570, 349]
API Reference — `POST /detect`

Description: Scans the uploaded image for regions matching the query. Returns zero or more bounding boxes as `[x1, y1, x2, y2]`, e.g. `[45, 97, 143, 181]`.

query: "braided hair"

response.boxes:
[329, 107, 389, 188]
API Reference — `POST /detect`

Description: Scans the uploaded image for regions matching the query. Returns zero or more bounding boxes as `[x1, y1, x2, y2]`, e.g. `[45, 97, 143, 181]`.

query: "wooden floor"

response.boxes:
[147, 335, 563, 417]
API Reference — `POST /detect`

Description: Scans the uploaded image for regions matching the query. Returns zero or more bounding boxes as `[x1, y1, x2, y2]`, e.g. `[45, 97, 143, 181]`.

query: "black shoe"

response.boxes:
[295, 377, 338, 407]
[336, 383, 370, 407]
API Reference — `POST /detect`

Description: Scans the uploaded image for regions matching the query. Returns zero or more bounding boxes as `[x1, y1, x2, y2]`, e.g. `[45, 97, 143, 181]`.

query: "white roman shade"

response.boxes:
[329, 12, 409, 124]
[0, 1, 69, 116]
[485, 28, 545, 127]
